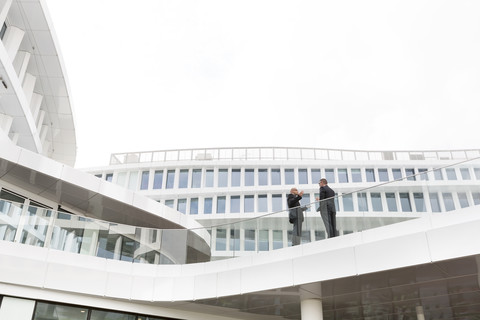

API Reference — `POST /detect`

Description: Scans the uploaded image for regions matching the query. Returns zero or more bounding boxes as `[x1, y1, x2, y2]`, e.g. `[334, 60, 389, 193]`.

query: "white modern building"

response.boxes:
[1, 1, 480, 319]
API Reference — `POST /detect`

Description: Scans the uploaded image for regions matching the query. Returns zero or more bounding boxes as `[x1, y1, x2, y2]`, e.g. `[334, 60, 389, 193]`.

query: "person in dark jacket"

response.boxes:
[316, 178, 337, 238]
[287, 187, 304, 246]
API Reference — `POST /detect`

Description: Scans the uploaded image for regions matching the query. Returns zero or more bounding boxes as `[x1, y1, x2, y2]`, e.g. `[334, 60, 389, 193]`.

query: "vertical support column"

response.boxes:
[301, 298, 323, 320]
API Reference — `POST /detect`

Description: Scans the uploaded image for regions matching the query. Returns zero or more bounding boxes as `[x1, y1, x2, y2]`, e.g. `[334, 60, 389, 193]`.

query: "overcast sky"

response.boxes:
[45, 0, 480, 169]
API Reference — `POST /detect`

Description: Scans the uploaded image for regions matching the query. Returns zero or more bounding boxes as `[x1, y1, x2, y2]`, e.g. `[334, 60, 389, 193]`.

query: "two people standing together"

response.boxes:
[287, 178, 337, 246]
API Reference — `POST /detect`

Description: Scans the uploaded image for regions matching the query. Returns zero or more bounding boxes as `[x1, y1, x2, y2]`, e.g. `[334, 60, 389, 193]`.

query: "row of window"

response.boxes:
[213, 228, 331, 252]
[99, 166, 480, 191]
[160, 191, 480, 215]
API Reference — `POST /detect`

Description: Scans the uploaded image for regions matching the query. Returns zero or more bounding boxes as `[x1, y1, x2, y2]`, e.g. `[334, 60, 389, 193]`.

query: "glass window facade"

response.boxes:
[245, 169, 254, 186]
[217, 196, 226, 213]
[366, 169, 375, 182]
[179, 169, 188, 188]
[418, 168, 428, 181]
[205, 169, 214, 187]
[231, 169, 241, 187]
[216, 229, 226, 250]
[371, 193, 383, 211]
[285, 169, 295, 185]
[430, 193, 441, 212]
[472, 192, 480, 205]
[230, 196, 240, 213]
[338, 169, 348, 183]
[190, 198, 198, 214]
[460, 168, 471, 180]
[245, 229, 255, 251]
[191, 169, 202, 188]
[414, 193, 426, 212]
[400, 193, 412, 212]
[352, 169, 362, 182]
[325, 169, 335, 183]
[458, 192, 469, 208]
[258, 195, 268, 212]
[271, 169, 281, 185]
[342, 194, 353, 211]
[204, 198, 212, 214]
[153, 170, 163, 189]
[218, 169, 228, 187]
[259, 169, 268, 186]
[378, 168, 389, 182]
[166, 170, 175, 189]
[311, 169, 321, 184]
[386, 193, 398, 211]
[244, 195, 254, 213]
[446, 168, 457, 180]
[272, 194, 283, 212]
[259, 230, 269, 251]
[357, 193, 368, 211]
[392, 169, 402, 180]
[405, 168, 415, 181]
[177, 198, 186, 214]
[273, 230, 283, 249]
[140, 171, 149, 190]
[434, 169, 443, 180]
[443, 193, 455, 211]
[298, 169, 308, 184]
[475, 168, 480, 180]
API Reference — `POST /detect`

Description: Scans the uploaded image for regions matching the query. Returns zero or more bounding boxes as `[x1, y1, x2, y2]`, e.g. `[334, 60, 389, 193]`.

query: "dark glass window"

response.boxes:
[418, 168, 428, 181]
[140, 171, 149, 190]
[371, 193, 383, 211]
[166, 170, 175, 188]
[311, 169, 321, 185]
[392, 169, 402, 180]
[358, 193, 368, 211]
[285, 169, 295, 184]
[190, 198, 198, 214]
[205, 169, 214, 187]
[443, 193, 455, 211]
[259, 230, 269, 251]
[231, 169, 241, 187]
[230, 229, 240, 251]
[351, 169, 362, 182]
[217, 196, 226, 213]
[0, 23, 7, 40]
[271, 169, 281, 185]
[338, 169, 348, 183]
[414, 193, 425, 212]
[446, 168, 457, 180]
[153, 170, 163, 189]
[366, 169, 375, 182]
[165, 199, 174, 208]
[244, 195, 254, 213]
[434, 169, 444, 180]
[245, 169, 255, 186]
[472, 193, 480, 205]
[177, 198, 186, 214]
[405, 168, 415, 181]
[258, 194, 268, 212]
[378, 169, 389, 182]
[342, 194, 353, 211]
[475, 168, 480, 180]
[34, 302, 88, 320]
[400, 193, 412, 212]
[218, 169, 228, 187]
[245, 230, 256, 251]
[273, 230, 283, 249]
[105, 173, 113, 182]
[204, 198, 212, 214]
[191, 169, 202, 188]
[258, 169, 268, 186]
[325, 169, 335, 183]
[460, 168, 471, 180]
[179, 169, 188, 188]
[230, 196, 240, 213]
[216, 229, 226, 251]
[458, 193, 469, 208]
[429, 193, 441, 212]
[298, 169, 308, 184]
[315, 230, 326, 241]
[386, 193, 398, 212]
[272, 194, 283, 212]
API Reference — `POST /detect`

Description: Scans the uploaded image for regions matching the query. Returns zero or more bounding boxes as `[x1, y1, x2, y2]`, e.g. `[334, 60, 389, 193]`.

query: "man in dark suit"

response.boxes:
[316, 178, 337, 238]
[287, 187, 304, 246]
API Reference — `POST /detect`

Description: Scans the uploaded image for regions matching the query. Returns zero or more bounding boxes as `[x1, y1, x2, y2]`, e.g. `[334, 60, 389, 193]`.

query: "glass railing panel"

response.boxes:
[19, 206, 52, 247]
[0, 200, 22, 242]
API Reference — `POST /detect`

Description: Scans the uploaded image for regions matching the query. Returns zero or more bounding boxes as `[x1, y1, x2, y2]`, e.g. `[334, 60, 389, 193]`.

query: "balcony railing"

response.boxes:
[109, 147, 480, 165]
[2, 157, 480, 264]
